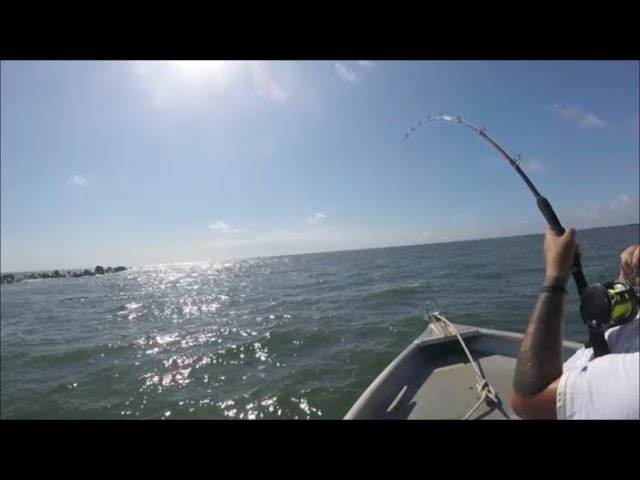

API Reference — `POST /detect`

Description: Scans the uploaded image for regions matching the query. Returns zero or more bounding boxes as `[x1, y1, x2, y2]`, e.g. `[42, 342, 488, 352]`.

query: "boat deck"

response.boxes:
[391, 347, 516, 419]
[344, 320, 582, 420]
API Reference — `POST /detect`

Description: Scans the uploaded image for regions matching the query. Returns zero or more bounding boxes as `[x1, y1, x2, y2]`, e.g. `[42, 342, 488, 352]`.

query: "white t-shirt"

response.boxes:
[562, 315, 640, 371]
[557, 314, 639, 420]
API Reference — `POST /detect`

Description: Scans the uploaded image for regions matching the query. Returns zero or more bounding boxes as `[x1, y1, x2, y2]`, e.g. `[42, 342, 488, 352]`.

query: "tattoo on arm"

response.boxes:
[513, 277, 566, 396]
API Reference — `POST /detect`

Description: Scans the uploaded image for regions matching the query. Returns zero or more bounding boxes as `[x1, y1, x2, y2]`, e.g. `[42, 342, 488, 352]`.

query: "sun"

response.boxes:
[162, 60, 244, 92]
[167, 60, 232, 78]
[132, 61, 287, 110]
[132, 60, 243, 108]
[163, 61, 243, 89]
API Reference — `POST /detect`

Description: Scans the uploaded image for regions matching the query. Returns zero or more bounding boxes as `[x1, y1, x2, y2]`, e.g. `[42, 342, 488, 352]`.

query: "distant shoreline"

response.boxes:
[1, 266, 128, 285]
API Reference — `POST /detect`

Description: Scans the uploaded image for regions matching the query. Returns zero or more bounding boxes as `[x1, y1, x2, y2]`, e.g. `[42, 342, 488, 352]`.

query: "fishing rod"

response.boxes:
[403, 114, 638, 357]
[404, 113, 588, 292]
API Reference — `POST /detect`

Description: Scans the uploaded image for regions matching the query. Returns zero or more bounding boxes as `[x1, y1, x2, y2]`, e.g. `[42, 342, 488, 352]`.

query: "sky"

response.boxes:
[1, 60, 638, 272]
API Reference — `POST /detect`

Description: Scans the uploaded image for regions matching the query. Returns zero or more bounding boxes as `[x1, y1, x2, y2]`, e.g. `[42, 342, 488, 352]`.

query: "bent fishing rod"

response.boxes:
[403, 113, 588, 294]
[403, 114, 624, 357]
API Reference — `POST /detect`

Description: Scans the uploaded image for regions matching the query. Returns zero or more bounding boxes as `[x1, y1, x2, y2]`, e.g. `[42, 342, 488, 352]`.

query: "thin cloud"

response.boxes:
[453, 214, 468, 220]
[357, 61, 374, 68]
[578, 193, 637, 221]
[420, 231, 445, 244]
[69, 175, 88, 186]
[305, 213, 328, 225]
[250, 62, 288, 103]
[551, 104, 607, 129]
[581, 114, 606, 128]
[204, 225, 399, 258]
[209, 221, 247, 234]
[609, 193, 630, 210]
[522, 156, 547, 174]
[335, 62, 358, 84]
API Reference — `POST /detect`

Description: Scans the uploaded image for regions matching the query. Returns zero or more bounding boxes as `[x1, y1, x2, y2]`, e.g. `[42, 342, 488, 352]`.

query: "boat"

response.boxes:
[344, 306, 583, 420]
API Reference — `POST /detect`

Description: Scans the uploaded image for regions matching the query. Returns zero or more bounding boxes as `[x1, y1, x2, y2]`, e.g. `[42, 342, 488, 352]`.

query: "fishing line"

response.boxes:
[576, 231, 618, 288]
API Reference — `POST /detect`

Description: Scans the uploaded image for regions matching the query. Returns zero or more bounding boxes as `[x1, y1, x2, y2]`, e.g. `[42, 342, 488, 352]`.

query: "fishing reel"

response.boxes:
[580, 279, 639, 332]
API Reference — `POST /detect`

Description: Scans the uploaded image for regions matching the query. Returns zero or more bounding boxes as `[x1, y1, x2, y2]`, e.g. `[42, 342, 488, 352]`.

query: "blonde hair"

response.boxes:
[620, 244, 640, 288]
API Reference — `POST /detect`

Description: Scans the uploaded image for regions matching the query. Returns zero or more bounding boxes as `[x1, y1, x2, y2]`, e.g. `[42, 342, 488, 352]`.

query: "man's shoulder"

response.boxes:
[563, 346, 593, 372]
[605, 315, 640, 354]
[557, 352, 639, 420]
[563, 315, 639, 373]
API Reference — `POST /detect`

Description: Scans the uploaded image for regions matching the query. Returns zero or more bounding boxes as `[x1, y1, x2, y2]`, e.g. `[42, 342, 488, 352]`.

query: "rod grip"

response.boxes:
[536, 196, 565, 235]
[536, 196, 588, 294]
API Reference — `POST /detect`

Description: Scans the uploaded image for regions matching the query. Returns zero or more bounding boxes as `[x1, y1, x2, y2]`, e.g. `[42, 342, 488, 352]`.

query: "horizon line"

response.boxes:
[2, 221, 638, 275]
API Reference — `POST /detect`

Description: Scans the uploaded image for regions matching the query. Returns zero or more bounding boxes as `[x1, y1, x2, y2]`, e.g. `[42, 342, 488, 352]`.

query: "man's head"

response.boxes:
[619, 244, 640, 291]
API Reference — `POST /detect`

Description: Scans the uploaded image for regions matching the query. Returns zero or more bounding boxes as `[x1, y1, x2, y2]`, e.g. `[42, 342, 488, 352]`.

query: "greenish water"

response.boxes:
[1, 224, 637, 419]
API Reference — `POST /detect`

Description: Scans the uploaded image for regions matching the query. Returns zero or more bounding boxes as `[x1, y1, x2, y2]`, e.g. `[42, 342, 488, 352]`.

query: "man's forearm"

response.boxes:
[513, 275, 566, 396]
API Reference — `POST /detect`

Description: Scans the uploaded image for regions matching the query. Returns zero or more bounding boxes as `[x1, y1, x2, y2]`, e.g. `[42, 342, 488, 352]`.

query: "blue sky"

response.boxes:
[1, 60, 638, 272]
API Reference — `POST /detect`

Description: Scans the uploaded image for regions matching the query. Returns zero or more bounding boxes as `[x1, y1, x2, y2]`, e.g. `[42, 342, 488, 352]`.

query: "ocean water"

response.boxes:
[1, 224, 638, 419]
